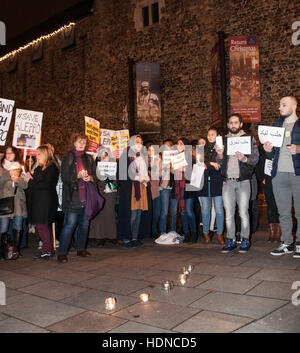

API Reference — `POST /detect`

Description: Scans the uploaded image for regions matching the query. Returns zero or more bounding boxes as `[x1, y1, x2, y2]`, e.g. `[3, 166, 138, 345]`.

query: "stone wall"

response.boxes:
[0, 0, 299, 155]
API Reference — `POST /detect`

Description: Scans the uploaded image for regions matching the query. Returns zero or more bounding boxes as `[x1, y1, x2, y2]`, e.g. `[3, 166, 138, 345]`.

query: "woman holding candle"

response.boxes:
[0, 158, 28, 260]
[27, 145, 59, 259]
[57, 134, 96, 263]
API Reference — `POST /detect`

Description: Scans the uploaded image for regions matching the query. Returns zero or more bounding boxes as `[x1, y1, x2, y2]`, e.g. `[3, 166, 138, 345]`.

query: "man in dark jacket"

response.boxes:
[264, 96, 300, 258]
[216, 113, 259, 253]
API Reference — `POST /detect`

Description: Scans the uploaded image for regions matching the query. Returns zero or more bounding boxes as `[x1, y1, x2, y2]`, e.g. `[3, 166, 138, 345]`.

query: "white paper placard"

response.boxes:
[190, 164, 205, 189]
[227, 136, 251, 155]
[171, 152, 187, 170]
[162, 150, 177, 165]
[97, 161, 117, 177]
[216, 136, 223, 149]
[0, 98, 15, 146]
[258, 125, 285, 147]
[264, 159, 273, 176]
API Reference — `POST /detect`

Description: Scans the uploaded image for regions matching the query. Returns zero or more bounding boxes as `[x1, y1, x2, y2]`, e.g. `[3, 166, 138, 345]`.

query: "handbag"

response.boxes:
[85, 182, 105, 220]
[2, 234, 18, 260]
[0, 186, 17, 216]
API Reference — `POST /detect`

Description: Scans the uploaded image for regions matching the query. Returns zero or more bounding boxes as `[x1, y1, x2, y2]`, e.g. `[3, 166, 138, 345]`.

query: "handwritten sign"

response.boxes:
[258, 125, 285, 147]
[0, 98, 15, 146]
[264, 159, 273, 176]
[227, 136, 251, 155]
[100, 129, 129, 159]
[13, 109, 43, 150]
[171, 152, 187, 170]
[97, 162, 117, 177]
[162, 150, 177, 165]
[85, 116, 100, 153]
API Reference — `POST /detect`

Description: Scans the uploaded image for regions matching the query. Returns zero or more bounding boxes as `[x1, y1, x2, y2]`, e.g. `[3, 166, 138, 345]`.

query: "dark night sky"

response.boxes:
[1, 0, 82, 41]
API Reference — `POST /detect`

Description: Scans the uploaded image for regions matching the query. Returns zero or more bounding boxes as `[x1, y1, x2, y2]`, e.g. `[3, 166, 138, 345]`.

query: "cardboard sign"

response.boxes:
[258, 125, 285, 147]
[13, 109, 43, 150]
[85, 116, 100, 153]
[0, 98, 15, 146]
[227, 136, 251, 155]
[100, 128, 129, 159]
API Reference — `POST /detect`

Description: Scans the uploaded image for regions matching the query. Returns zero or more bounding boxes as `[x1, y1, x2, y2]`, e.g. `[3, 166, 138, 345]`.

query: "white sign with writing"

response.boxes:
[171, 152, 187, 170]
[258, 125, 285, 147]
[216, 136, 223, 149]
[0, 98, 15, 146]
[227, 136, 251, 155]
[97, 162, 117, 177]
[264, 159, 273, 177]
[162, 150, 177, 165]
[13, 109, 43, 150]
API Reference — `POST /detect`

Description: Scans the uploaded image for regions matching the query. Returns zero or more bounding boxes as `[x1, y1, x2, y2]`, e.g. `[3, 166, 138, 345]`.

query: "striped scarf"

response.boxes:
[174, 169, 185, 213]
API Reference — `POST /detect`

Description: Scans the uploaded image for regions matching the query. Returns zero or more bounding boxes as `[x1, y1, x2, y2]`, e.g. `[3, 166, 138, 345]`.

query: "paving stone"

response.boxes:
[190, 292, 288, 319]
[146, 270, 213, 288]
[252, 303, 300, 333]
[61, 289, 139, 314]
[18, 280, 89, 301]
[79, 275, 150, 295]
[0, 293, 85, 327]
[36, 268, 98, 285]
[150, 259, 203, 272]
[108, 321, 174, 333]
[0, 313, 8, 321]
[173, 310, 253, 333]
[47, 311, 127, 333]
[194, 253, 252, 266]
[113, 301, 199, 330]
[130, 285, 211, 306]
[250, 269, 300, 283]
[192, 264, 261, 279]
[197, 276, 261, 294]
[246, 281, 296, 300]
[241, 254, 299, 270]
[234, 322, 283, 333]
[0, 318, 49, 333]
[0, 272, 45, 290]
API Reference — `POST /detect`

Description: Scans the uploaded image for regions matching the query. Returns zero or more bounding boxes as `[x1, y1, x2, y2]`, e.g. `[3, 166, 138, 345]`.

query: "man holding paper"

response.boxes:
[263, 96, 300, 258]
[216, 113, 259, 253]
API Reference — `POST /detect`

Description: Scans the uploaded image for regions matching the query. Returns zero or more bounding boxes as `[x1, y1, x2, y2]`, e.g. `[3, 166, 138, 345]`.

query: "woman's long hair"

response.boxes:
[37, 145, 59, 169]
[0, 146, 23, 167]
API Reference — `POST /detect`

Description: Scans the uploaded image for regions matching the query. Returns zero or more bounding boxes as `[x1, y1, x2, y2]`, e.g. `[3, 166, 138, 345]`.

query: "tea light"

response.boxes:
[105, 297, 116, 310]
[182, 266, 190, 275]
[179, 274, 187, 285]
[162, 280, 174, 292]
[187, 264, 194, 273]
[140, 293, 150, 302]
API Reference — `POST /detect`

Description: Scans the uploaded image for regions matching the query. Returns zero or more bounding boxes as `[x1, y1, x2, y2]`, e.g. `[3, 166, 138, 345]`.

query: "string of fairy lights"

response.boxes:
[0, 22, 75, 63]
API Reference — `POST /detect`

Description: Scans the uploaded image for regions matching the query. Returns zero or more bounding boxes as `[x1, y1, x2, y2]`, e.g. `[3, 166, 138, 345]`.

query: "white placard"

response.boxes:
[0, 98, 15, 146]
[171, 152, 187, 170]
[258, 125, 285, 147]
[216, 136, 223, 149]
[97, 161, 117, 177]
[13, 109, 43, 150]
[264, 159, 273, 177]
[162, 150, 177, 165]
[227, 136, 251, 155]
[190, 164, 205, 189]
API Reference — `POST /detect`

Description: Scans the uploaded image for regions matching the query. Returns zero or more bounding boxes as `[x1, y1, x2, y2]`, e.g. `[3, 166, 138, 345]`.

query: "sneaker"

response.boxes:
[239, 239, 251, 253]
[221, 240, 237, 253]
[122, 242, 135, 248]
[236, 233, 241, 244]
[33, 252, 51, 260]
[293, 243, 300, 259]
[270, 243, 294, 256]
[131, 240, 143, 247]
[38, 241, 42, 250]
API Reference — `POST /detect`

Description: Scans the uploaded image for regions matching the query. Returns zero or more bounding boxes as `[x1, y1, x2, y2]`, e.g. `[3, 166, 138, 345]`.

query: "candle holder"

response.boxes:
[162, 280, 174, 292]
[179, 274, 188, 285]
[187, 264, 194, 273]
[139, 293, 150, 302]
[182, 266, 190, 275]
[105, 297, 116, 310]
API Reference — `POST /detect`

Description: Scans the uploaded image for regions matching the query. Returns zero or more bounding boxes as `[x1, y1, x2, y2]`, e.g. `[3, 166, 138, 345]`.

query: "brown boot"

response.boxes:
[203, 234, 211, 243]
[268, 224, 276, 242]
[273, 223, 281, 243]
[217, 234, 225, 245]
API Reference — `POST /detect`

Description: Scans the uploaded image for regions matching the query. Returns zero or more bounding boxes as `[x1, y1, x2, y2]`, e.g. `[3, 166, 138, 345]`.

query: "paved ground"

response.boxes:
[0, 214, 300, 333]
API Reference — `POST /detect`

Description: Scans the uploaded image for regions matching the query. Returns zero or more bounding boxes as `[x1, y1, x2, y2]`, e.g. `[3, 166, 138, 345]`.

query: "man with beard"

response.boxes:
[264, 96, 300, 258]
[216, 114, 259, 253]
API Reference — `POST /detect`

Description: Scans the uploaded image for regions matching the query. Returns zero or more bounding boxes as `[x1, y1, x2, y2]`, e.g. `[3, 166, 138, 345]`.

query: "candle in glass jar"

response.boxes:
[182, 266, 189, 275]
[179, 274, 187, 285]
[187, 265, 194, 273]
[105, 297, 116, 310]
[162, 280, 173, 292]
[140, 293, 150, 302]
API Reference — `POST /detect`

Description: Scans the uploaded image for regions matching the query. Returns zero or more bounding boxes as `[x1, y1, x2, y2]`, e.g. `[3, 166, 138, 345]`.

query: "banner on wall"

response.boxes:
[136, 63, 161, 134]
[12, 109, 43, 150]
[100, 128, 129, 159]
[0, 98, 15, 146]
[229, 36, 261, 123]
[85, 116, 100, 154]
[211, 44, 222, 127]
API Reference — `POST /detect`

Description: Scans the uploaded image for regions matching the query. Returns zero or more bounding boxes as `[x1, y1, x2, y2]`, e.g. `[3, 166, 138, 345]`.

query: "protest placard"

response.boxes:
[258, 125, 285, 147]
[227, 136, 251, 155]
[264, 159, 273, 176]
[97, 161, 117, 177]
[110, 130, 129, 159]
[162, 150, 177, 165]
[13, 109, 43, 150]
[171, 152, 187, 170]
[85, 116, 100, 153]
[0, 98, 15, 146]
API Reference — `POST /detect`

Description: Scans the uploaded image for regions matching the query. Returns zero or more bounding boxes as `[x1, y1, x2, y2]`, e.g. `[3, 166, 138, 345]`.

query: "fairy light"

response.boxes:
[0, 22, 75, 63]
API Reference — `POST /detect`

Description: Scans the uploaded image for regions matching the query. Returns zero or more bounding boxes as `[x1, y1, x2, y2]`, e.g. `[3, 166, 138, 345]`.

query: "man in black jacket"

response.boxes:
[216, 114, 259, 253]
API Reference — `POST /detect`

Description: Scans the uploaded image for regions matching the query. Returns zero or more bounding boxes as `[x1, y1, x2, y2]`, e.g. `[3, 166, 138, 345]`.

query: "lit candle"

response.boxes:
[140, 293, 150, 302]
[162, 280, 174, 292]
[182, 266, 189, 275]
[179, 274, 187, 285]
[105, 297, 116, 310]
[187, 265, 194, 273]
[21, 166, 26, 176]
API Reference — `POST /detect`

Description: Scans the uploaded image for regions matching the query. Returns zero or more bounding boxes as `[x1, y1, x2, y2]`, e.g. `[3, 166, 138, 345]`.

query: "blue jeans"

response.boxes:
[58, 208, 89, 255]
[159, 189, 171, 234]
[0, 216, 23, 233]
[199, 182, 224, 235]
[152, 196, 161, 235]
[128, 209, 142, 242]
[170, 198, 196, 233]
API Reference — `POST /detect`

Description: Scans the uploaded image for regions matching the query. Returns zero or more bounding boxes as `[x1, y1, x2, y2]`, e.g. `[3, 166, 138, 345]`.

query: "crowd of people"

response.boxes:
[0, 95, 299, 263]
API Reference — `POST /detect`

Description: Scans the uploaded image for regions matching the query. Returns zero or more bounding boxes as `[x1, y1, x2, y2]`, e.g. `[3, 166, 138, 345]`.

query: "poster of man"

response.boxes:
[136, 63, 161, 133]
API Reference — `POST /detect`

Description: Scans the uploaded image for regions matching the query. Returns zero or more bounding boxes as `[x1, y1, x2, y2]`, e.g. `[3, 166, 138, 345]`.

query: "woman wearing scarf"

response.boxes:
[57, 134, 96, 263]
[88, 146, 118, 246]
[170, 138, 198, 242]
[117, 135, 150, 248]
[197, 128, 225, 244]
